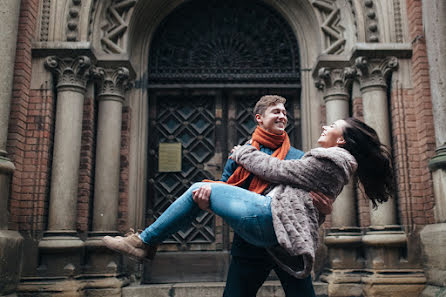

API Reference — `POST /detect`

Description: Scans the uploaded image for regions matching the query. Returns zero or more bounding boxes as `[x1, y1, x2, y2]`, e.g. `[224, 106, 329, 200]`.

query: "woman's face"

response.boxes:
[317, 120, 346, 148]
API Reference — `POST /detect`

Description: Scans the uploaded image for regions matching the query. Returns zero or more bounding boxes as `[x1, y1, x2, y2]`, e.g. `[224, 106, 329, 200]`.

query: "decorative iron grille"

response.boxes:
[148, 0, 301, 84]
[148, 94, 216, 244]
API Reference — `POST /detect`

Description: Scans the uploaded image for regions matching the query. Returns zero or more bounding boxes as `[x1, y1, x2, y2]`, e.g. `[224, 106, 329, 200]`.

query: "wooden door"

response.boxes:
[143, 88, 300, 283]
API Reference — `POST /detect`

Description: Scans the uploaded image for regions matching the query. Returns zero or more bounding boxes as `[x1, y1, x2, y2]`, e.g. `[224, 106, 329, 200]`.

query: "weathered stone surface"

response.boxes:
[420, 285, 446, 297]
[0, 231, 23, 296]
[122, 281, 328, 297]
[363, 283, 425, 297]
[420, 223, 446, 286]
[328, 283, 363, 297]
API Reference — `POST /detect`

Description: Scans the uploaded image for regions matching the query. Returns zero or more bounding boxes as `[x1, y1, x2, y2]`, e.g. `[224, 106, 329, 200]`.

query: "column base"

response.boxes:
[362, 225, 408, 269]
[320, 269, 426, 297]
[0, 230, 24, 296]
[17, 276, 129, 297]
[362, 270, 426, 297]
[324, 227, 363, 269]
[84, 231, 123, 276]
[37, 231, 84, 277]
[320, 270, 364, 297]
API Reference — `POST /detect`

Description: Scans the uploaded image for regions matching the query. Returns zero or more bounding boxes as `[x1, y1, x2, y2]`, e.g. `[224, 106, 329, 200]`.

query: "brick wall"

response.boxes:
[7, 0, 52, 233]
[394, 0, 436, 226]
[77, 92, 96, 232]
[118, 106, 131, 232]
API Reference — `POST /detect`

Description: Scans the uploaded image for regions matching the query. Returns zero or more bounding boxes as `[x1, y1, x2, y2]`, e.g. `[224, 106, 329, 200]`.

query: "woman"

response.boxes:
[103, 117, 394, 279]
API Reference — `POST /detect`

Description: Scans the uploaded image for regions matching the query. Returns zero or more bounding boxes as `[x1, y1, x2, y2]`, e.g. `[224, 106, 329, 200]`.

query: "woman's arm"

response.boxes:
[230, 145, 320, 188]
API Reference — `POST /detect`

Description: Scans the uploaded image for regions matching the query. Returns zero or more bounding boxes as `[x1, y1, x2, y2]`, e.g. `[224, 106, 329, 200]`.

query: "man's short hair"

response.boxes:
[253, 95, 287, 118]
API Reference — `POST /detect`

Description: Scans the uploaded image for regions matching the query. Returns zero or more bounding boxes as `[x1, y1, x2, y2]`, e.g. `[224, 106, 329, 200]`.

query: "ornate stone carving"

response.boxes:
[66, 0, 82, 41]
[100, 0, 137, 54]
[40, 0, 51, 41]
[364, 0, 379, 42]
[354, 56, 398, 91]
[148, 0, 300, 84]
[312, 0, 346, 54]
[92, 66, 132, 100]
[315, 67, 356, 100]
[44, 56, 92, 91]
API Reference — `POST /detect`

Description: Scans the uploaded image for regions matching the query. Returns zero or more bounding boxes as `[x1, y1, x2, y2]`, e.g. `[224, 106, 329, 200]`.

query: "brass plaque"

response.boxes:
[158, 143, 182, 172]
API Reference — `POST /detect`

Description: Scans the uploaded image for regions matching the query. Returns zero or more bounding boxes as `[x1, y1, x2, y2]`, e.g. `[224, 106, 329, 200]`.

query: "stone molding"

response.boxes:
[315, 66, 356, 100]
[39, 0, 51, 41]
[354, 56, 398, 92]
[429, 145, 446, 171]
[44, 55, 92, 92]
[393, 0, 404, 43]
[364, 0, 379, 42]
[92, 66, 132, 101]
[66, 0, 82, 41]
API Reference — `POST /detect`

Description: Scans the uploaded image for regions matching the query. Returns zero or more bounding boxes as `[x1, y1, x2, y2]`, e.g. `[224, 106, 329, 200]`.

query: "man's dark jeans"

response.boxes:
[223, 254, 316, 297]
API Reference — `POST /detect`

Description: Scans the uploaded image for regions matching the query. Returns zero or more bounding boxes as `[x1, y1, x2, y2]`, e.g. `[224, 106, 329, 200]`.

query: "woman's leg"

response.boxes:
[140, 182, 278, 248]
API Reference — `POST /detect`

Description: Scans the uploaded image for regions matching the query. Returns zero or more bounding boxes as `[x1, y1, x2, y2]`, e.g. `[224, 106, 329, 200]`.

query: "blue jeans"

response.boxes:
[140, 182, 278, 248]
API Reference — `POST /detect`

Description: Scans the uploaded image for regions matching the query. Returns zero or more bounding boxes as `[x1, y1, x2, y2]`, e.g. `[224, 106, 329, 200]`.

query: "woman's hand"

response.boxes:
[192, 185, 212, 210]
[310, 191, 334, 215]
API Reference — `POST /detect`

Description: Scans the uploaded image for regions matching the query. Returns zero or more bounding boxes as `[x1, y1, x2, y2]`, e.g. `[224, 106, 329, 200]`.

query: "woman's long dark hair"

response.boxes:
[341, 118, 395, 208]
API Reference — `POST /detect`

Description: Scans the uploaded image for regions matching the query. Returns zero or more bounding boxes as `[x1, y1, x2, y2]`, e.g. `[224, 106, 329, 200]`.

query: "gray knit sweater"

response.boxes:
[231, 145, 357, 279]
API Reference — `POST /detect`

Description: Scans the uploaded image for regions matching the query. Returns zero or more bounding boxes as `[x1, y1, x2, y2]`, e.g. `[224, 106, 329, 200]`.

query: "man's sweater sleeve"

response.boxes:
[220, 158, 237, 182]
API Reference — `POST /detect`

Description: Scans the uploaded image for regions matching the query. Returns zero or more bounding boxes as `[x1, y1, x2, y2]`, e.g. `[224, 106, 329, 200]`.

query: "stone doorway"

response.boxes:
[143, 0, 302, 283]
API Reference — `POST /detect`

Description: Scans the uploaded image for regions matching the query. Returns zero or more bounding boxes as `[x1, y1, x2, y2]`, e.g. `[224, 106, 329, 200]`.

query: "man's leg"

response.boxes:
[223, 255, 273, 297]
[274, 266, 316, 297]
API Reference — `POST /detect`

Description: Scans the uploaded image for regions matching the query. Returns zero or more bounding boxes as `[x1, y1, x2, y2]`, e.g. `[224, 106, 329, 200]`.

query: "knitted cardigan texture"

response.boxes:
[231, 145, 357, 279]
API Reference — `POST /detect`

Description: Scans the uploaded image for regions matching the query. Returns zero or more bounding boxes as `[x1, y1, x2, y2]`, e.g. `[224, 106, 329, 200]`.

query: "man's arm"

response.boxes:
[193, 157, 238, 210]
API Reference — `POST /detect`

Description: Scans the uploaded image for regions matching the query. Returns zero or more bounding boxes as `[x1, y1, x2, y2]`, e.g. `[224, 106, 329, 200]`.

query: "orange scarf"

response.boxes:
[205, 126, 290, 194]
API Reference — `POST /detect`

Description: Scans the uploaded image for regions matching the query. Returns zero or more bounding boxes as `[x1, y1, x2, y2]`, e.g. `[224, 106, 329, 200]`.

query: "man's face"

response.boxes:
[255, 103, 287, 135]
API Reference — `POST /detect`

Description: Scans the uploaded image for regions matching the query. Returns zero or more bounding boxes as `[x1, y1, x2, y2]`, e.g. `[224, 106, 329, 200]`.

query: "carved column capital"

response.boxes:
[354, 56, 398, 92]
[44, 56, 92, 92]
[315, 67, 356, 101]
[92, 66, 132, 102]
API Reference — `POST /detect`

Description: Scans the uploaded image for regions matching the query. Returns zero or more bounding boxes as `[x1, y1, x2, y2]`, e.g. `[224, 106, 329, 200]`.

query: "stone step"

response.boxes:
[122, 281, 328, 297]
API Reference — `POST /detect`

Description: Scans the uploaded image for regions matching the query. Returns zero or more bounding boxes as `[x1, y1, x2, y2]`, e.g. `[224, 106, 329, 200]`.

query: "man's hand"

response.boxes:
[310, 191, 334, 215]
[192, 185, 212, 210]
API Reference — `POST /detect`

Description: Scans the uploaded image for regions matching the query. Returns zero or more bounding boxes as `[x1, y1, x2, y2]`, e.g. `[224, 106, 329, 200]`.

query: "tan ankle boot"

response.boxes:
[103, 229, 158, 261]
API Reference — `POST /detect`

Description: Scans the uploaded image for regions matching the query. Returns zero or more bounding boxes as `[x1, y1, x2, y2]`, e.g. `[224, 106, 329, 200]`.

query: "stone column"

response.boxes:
[355, 56, 407, 273]
[421, 0, 446, 295]
[84, 66, 131, 276]
[355, 56, 399, 226]
[38, 56, 91, 277]
[0, 1, 24, 296]
[316, 66, 357, 228]
[315, 66, 363, 294]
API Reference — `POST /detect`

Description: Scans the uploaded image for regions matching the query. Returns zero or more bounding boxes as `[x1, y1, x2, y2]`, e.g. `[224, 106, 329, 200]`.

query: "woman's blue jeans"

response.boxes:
[140, 182, 278, 248]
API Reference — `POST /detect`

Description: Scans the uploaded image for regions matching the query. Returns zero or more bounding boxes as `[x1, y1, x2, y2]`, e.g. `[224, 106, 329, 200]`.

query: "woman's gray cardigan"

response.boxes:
[231, 145, 357, 279]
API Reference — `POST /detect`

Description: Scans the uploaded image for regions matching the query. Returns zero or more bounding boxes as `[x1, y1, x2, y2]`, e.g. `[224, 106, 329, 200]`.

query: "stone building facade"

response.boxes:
[0, 0, 445, 296]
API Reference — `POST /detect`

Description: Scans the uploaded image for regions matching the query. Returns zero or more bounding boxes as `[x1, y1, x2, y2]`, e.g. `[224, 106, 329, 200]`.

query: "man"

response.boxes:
[193, 95, 333, 297]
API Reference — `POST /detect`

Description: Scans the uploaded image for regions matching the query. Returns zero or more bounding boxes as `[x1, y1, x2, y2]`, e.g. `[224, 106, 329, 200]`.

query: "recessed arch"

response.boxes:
[120, 0, 326, 230]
